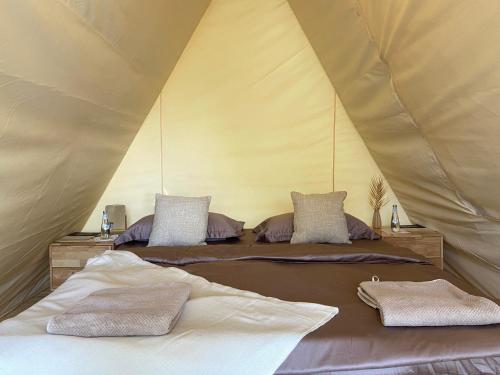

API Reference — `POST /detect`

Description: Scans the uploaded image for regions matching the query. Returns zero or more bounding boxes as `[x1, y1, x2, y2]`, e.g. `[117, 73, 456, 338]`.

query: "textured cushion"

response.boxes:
[115, 212, 243, 246]
[148, 194, 211, 246]
[347, 214, 379, 240]
[254, 212, 378, 242]
[47, 283, 191, 337]
[290, 191, 350, 244]
[253, 213, 294, 242]
[115, 214, 154, 245]
[207, 212, 245, 240]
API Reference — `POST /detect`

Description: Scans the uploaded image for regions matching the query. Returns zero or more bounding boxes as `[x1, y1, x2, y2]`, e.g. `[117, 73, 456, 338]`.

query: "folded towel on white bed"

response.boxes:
[47, 282, 190, 337]
[0, 250, 337, 375]
[358, 278, 500, 326]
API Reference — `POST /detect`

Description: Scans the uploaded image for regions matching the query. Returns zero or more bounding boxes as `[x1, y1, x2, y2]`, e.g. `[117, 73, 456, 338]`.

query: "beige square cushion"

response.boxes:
[290, 191, 350, 244]
[148, 194, 211, 246]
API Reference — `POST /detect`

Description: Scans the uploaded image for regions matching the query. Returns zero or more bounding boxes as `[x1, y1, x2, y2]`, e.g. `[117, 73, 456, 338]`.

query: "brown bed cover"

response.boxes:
[121, 230, 500, 374]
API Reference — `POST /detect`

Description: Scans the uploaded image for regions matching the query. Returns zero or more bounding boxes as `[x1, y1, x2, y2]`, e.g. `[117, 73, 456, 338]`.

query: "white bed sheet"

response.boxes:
[0, 251, 337, 375]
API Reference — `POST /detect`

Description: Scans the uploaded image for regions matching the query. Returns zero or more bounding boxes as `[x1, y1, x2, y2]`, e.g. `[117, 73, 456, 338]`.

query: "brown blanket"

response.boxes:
[124, 230, 433, 266]
[124, 233, 500, 375]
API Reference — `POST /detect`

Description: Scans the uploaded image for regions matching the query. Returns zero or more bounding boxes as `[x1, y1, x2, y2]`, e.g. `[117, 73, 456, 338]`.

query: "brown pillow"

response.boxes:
[253, 212, 379, 242]
[253, 213, 293, 242]
[115, 214, 153, 245]
[207, 212, 245, 241]
[346, 214, 380, 240]
[115, 212, 244, 246]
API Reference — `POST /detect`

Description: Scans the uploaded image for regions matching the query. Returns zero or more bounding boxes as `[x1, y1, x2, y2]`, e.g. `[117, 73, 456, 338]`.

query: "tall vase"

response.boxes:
[372, 209, 382, 229]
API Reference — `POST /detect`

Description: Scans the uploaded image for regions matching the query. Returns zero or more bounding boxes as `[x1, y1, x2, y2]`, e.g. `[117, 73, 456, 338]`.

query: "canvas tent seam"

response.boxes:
[0, 78, 19, 89]
[18, 137, 86, 236]
[19, 161, 66, 236]
[0, 71, 143, 123]
[0, 207, 92, 316]
[4, 249, 47, 284]
[371, 125, 500, 265]
[356, 0, 500, 270]
[1, 208, 91, 259]
[1, 275, 47, 320]
[352, 0, 493, 224]
[0, 92, 44, 139]
[0, 0, 211, 317]
[286, 2, 497, 290]
[447, 245, 500, 272]
[53, 0, 143, 74]
[0, 213, 85, 259]
[444, 252, 497, 298]
[0, 266, 48, 320]
[250, 47, 309, 88]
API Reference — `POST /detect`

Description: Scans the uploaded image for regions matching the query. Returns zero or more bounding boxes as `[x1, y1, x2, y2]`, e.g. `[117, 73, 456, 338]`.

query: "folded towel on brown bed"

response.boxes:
[358, 278, 500, 326]
[47, 282, 191, 337]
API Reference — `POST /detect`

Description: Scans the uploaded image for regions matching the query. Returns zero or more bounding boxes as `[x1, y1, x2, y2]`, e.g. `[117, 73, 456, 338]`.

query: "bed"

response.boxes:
[121, 230, 500, 374]
[1, 231, 499, 374]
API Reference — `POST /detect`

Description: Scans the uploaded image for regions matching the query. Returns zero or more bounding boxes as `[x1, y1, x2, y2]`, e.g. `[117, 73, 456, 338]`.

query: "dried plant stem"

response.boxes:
[369, 176, 388, 211]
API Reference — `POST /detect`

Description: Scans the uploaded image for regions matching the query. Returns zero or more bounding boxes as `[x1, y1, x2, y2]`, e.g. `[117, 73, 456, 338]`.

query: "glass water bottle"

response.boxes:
[391, 205, 400, 232]
[101, 211, 111, 239]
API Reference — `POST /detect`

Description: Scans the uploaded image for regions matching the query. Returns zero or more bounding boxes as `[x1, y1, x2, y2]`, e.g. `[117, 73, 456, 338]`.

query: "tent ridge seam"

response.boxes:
[1, 208, 93, 254]
[52, 0, 142, 75]
[353, 0, 485, 221]
[0, 91, 43, 140]
[0, 70, 142, 122]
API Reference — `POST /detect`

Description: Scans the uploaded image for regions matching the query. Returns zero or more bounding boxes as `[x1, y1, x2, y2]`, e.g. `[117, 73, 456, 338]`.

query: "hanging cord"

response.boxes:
[160, 91, 164, 194]
[332, 92, 337, 191]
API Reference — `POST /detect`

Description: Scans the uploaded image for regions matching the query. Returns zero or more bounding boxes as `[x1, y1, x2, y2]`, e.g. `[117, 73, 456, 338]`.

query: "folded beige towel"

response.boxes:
[47, 283, 191, 337]
[358, 278, 500, 326]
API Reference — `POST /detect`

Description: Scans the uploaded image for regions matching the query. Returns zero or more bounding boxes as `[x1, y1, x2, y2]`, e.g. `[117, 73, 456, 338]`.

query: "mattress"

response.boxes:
[125, 230, 500, 375]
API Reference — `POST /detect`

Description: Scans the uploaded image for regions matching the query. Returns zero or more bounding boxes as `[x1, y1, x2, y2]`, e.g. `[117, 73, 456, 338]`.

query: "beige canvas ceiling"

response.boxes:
[0, 0, 209, 317]
[1, 0, 499, 317]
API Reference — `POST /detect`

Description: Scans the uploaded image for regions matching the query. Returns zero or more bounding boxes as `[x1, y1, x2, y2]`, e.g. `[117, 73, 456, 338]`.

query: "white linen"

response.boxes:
[0, 251, 337, 375]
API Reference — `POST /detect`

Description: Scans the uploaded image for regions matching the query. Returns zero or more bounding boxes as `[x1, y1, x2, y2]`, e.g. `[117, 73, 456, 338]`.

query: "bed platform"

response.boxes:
[121, 230, 500, 374]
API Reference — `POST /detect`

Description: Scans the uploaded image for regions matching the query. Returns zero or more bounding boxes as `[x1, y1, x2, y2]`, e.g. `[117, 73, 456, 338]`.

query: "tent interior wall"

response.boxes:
[0, 0, 210, 317]
[83, 0, 409, 231]
[0, 0, 499, 318]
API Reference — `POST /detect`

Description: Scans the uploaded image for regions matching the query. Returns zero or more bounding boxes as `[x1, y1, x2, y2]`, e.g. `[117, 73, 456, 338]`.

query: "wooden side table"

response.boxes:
[49, 236, 115, 290]
[374, 227, 444, 269]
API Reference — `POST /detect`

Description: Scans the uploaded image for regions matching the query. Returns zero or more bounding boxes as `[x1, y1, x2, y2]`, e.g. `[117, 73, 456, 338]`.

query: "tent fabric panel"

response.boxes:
[160, 0, 335, 228]
[334, 96, 410, 226]
[84, 0, 410, 232]
[289, 0, 499, 297]
[83, 98, 163, 231]
[0, 0, 209, 318]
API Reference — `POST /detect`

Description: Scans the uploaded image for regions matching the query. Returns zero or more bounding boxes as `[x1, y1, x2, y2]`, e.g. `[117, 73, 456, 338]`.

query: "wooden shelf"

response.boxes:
[374, 227, 443, 269]
[49, 237, 115, 290]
